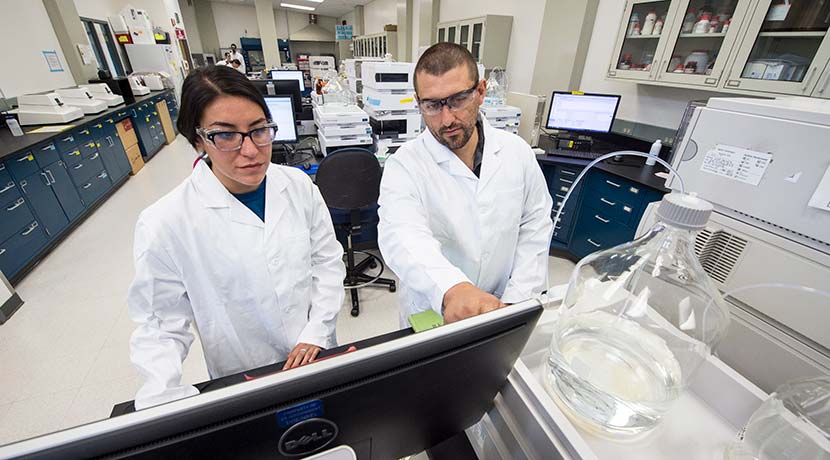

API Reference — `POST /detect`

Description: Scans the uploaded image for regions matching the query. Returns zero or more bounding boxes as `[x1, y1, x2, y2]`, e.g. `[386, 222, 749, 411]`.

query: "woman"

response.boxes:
[128, 66, 345, 410]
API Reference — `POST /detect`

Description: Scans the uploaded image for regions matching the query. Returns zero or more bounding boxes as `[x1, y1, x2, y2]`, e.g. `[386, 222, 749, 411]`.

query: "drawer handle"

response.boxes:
[587, 238, 601, 248]
[62, 135, 74, 142]
[74, 163, 84, 170]
[605, 180, 621, 188]
[16, 156, 31, 163]
[90, 152, 99, 160]
[600, 197, 616, 206]
[555, 193, 566, 200]
[0, 182, 14, 193]
[42, 144, 56, 151]
[6, 198, 24, 211]
[594, 215, 610, 224]
[560, 169, 576, 176]
[0, 248, 5, 256]
[107, 136, 115, 147]
[82, 183, 93, 189]
[46, 170, 56, 184]
[97, 172, 107, 179]
[0, 164, 5, 170]
[88, 142, 96, 148]
[560, 178, 574, 184]
[22, 222, 38, 236]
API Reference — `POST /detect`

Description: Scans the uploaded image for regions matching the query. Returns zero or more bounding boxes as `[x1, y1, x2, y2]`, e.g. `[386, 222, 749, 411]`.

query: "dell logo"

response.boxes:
[278, 418, 339, 457]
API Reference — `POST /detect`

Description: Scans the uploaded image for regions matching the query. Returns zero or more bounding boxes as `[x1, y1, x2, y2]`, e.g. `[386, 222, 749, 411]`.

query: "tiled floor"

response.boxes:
[0, 136, 576, 447]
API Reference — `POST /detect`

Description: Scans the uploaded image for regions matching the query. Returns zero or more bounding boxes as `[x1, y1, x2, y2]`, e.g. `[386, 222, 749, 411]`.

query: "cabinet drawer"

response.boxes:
[68, 157, 105, 185]
[0, 166, 19, 204]
[75, 126, 94, 145]
[55, 133, 79, 153]
[79, 140, 98, 158]
[33, 143, 60, 167]
[570, 208, 634, 258]
[0, 197, 35, 243]
[0, 221, 48, 278]
[7, 152, 39, 180]
[587, 172, 645, 209]
[77, 170, 112, 205]
[583, 191, 639, 227]
[62, 147, 84, 168]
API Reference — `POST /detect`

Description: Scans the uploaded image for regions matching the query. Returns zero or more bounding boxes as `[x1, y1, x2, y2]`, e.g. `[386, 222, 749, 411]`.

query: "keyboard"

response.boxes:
[546, 149, 606, 160]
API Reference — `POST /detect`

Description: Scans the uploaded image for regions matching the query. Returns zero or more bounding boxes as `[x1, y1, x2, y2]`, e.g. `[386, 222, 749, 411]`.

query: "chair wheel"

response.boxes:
[389, 284, 397, 292]
[350, 308, 359, 317]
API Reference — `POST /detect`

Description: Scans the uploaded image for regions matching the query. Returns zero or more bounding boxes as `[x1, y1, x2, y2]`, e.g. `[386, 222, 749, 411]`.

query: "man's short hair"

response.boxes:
[413, 43, 479, 94]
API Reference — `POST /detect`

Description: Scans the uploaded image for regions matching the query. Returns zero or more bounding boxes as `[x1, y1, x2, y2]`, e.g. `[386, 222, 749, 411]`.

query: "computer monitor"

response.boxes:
[0, 300, 543, 459]
[264, 96, 298, 144]
[270, 69, 305, 92]
[546, 91, 621, 134]
[250, 79, 303, 115]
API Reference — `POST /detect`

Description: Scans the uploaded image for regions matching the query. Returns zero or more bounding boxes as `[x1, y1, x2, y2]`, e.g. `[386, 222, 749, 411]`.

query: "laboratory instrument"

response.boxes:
[128, 76, 151, 96]
[54, 88, 108, 115]
[314, 104, 373, 155]
[79, 83, 124, 107]
[14, 92, 84, 125]
[361, 61, 421, 151]
[479, 105, 521, 135]
[506, 92, 547, 147]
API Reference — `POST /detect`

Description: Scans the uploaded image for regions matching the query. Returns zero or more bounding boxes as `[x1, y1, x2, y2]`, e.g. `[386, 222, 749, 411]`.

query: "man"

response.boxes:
[378, 43, 553, 325]
[229, 44, 246, 74]
[217, 51, 232, 66]
[231, 59, 244, 73]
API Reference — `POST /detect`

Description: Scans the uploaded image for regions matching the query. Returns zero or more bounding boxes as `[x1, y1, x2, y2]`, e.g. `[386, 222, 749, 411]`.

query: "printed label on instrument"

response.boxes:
[700, 144, 772, 186]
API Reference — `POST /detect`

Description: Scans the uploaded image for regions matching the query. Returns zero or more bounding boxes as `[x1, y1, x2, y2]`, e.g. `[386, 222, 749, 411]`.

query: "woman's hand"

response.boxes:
[282, 343, 322, 370]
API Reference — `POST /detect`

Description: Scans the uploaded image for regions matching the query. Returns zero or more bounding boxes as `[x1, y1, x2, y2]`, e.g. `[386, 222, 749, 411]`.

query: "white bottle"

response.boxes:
[642, 12, 657, 35]
[5, 114, 23, 137]
[646, 139, 661, 166]
[265, 81, 275, 96]
[654, 18, 664, 35]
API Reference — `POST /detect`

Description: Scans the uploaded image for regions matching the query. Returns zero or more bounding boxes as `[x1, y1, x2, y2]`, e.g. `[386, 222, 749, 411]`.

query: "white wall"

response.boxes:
[578, 0, 727, 128]
[277, 10, 337, 38]
[439, 0, 545, 94]
[338, 10, 356, 28]
[0, 1, 76, 98]
[211, 1, 260, 46]
[363, 0, 397, 35]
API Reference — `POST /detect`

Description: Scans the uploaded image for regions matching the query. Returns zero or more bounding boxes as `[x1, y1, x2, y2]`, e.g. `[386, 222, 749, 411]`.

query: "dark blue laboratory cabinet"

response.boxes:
[540, 159, 666, 260]
[0, 91, 178, 287]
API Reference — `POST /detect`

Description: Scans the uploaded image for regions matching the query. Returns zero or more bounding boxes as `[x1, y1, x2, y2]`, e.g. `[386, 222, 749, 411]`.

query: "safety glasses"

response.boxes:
[417, 83, 480, 116]
[196, 122, 278, 152]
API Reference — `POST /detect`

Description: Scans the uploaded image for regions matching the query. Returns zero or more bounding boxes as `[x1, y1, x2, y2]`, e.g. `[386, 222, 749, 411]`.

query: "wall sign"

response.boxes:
[42, 50, 63, 72]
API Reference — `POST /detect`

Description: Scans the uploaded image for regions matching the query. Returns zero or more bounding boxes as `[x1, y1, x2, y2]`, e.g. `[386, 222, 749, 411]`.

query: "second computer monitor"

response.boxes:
[546, 91, 621, 134]
[270, 69, 305, 92]
[263, 96, 298, 144]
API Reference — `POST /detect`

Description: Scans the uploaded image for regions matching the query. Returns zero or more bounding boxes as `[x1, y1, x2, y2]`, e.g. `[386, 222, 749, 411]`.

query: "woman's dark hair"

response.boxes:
[177, 65, 271, 149]
[231, 59, 242, 65]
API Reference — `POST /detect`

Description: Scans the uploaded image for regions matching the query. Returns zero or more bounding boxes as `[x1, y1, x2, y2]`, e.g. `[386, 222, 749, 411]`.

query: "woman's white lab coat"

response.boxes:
[128, 161, 345, 409]
[378, 118, 553, 323]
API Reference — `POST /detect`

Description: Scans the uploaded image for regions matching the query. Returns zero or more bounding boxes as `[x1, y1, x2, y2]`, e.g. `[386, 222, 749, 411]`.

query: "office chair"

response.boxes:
[315, 148, 397, 317]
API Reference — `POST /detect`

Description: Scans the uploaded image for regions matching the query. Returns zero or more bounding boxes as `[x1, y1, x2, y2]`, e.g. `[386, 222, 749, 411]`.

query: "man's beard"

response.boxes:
[431, 121, 475, 151]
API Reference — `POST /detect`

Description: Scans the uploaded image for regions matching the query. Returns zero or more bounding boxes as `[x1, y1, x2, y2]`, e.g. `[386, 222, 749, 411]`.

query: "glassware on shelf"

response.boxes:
[628, 12, 641, 36]
[642, 11, 657, 36]
[724, 376, 830, 460]
[683, 8, 698, 33]
[545, 193, 731, 437]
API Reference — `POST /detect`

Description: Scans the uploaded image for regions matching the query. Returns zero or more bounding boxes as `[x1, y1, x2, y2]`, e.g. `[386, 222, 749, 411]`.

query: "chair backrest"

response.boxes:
[315, 148, 382, 210]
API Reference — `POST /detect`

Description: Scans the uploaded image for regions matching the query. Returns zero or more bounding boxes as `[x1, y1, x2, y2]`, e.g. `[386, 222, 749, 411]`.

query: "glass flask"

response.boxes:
[545, 193, 731, 436]
[725, 376, 830, 460]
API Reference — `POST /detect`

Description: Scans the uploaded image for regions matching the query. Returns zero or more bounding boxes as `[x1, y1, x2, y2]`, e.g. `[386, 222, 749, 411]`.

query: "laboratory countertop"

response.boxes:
[536, 154, 672, 193]
[0, 90, 173, 162]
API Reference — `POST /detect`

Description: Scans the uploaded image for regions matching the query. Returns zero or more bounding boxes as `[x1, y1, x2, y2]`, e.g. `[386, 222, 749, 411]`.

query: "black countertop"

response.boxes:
[0, 90, 172, 161]
[536, 154, 671, 193]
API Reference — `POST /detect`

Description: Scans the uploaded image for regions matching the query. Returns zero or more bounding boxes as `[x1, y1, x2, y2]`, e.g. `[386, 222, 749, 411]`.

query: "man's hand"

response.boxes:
[442, 282, 505, 323]
[283, 343, 322, 370]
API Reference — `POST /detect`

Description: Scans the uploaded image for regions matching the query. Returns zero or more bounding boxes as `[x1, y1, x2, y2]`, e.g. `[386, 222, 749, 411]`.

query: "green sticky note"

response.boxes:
[408, 310, 444, 333]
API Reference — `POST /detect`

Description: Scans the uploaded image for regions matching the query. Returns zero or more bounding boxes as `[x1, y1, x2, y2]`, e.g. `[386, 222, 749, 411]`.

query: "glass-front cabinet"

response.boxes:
[724, 0, 830, 95]
[608, 0, 680, 81]
[657, 0, 754, 87]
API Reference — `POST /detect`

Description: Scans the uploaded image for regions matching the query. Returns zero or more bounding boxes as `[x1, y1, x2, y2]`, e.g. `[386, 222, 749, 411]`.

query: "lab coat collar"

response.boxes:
[422, 115, 503, 182]
[191, 160, 289, 229]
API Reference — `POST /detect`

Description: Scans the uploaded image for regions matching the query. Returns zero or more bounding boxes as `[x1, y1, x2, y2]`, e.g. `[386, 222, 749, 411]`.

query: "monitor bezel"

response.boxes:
[545, 91, 622, 134]
[269, 69, 306, 92]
